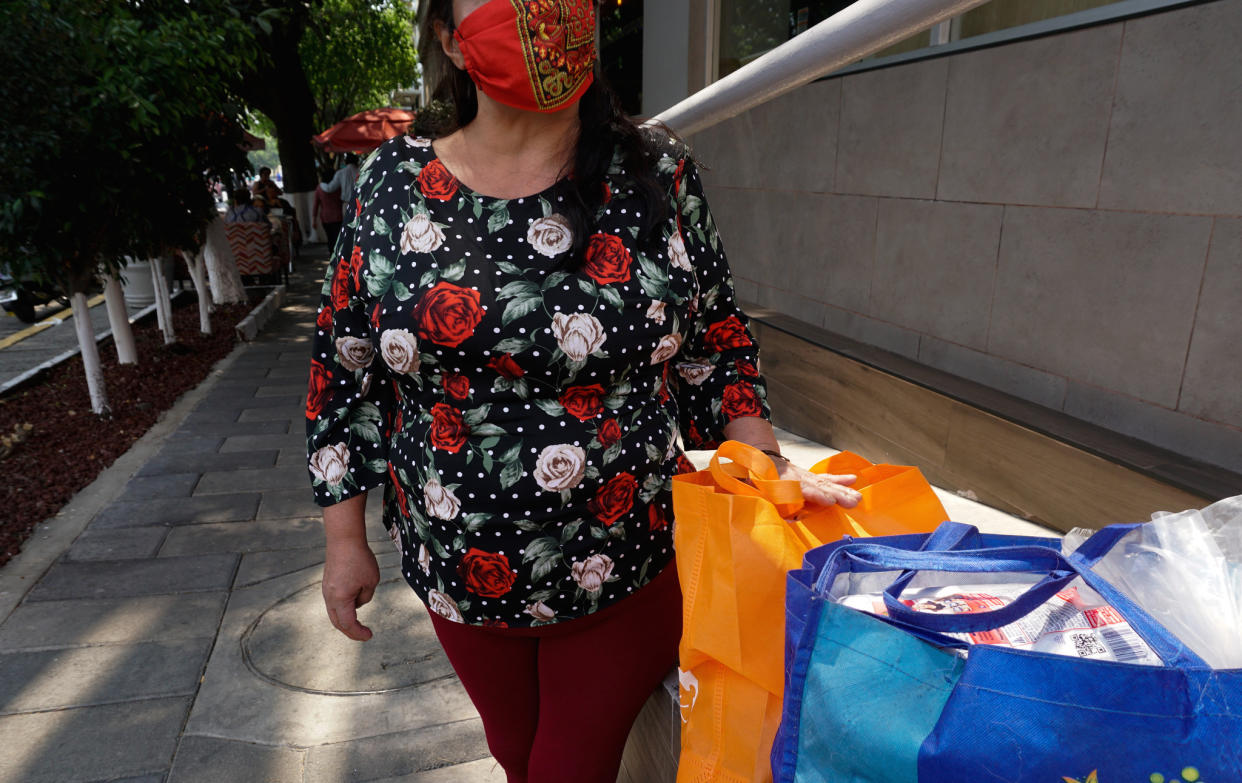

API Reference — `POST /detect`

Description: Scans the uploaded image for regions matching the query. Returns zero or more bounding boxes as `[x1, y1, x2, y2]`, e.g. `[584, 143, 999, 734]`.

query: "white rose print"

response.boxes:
[418, 544, 432, 576]
[526, 214, 573, 257]
[309, 443, 350, 486]
[525, 601, 556, 622]
[427, 589, 464, 623]
[677, 361, 715, 386]
[668, 231, 691, 270]
[334, 336, 375, 372]
[400, 213, 446, 255]
[423, 478, 462, 520]
[646, 300, 666, 325]
[650, 333, 683, 365]
[380, 329, 420, 374]
[571, 553, 615, 594]
[550, 312, 606, 362]
[533, 444, 587, 492]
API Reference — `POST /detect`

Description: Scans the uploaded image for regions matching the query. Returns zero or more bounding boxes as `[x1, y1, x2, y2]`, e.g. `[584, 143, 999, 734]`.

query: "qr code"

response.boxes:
[1071, 632, 1107, 657]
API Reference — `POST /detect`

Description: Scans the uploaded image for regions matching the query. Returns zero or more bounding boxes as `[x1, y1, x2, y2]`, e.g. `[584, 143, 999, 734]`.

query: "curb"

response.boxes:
[235, 285, 287, 342]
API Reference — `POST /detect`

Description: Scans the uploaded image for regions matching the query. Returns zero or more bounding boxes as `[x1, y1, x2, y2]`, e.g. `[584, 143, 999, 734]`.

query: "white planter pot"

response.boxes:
[121, 257, 175, 310]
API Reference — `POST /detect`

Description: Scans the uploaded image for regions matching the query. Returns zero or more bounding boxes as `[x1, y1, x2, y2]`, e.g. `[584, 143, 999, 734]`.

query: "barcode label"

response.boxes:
[1100, 626, 1148, 663]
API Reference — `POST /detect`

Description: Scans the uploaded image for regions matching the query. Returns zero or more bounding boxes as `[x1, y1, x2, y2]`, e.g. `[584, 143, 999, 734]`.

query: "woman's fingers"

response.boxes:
[326, 595, 373, 641]
[791, 467, 861, 508]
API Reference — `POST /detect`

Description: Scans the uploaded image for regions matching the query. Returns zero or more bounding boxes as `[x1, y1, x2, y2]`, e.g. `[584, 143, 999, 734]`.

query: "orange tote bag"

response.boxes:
[672, 441, 947, 783]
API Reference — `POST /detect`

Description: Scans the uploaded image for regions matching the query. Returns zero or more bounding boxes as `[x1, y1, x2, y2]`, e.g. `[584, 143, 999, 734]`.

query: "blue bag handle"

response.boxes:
[815, 527, 1209, 669]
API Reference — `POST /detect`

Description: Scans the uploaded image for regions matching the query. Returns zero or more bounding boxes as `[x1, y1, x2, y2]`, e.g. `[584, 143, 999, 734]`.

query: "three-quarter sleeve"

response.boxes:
[305, 196, 393, 506]
[670, 156, 771, 450]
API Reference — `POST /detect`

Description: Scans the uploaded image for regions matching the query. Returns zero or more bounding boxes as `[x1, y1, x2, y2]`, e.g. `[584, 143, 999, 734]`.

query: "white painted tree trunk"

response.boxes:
[183, 248, 213, 335]
[150, 257, 176, 345]
[71, 292, 110, 417]
[102, 275, 137, 364]
[203, 216, 246, 305]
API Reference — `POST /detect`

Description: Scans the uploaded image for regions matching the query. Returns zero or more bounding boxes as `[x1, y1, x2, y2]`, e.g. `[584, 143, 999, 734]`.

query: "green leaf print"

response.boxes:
[499, 460, 523, 489]
[471, 423, 506, 437]
[539, 196, 553, 217]
[372, 214, 390, 236]
[599, 285, 624, 311]
[589, 526, 608, 540]
[391, 280, 414, 302]
[496, 260, 523, 276]
[497, 444, 523, 463]
[463, 404, 492, 426]
[498, 279, 540, 300]
[523, 536, 560, 563]
[452, 535, 466, 552]
[365, 458, 388, 474]
[464, 513, 490, 532]
[482, 453, 493, 473]
[602, 442, 622, 465]
[638, 254, 668, 284]
[486, 207, 510, 234]
[418, 269, 439, 289]
[396, 160, 423, 177]
[542, 271, 570, 290]
[534, 399, 565, 417]
[502, 295, 541, 326]
[441, 260, 467, 282]
[493, 336, 534, 354]
[478, 435, 501, 450]
[577, 278, 598, 297]
[531, 555, 559, 582]
[560, 520, 582, 543]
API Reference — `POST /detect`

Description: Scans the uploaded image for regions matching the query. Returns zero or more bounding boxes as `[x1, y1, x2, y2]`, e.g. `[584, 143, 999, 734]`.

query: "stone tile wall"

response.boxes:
[690, 0, 1242, 473]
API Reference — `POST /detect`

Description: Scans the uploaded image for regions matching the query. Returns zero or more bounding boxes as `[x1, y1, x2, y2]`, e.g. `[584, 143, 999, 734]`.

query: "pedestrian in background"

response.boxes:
[313, 169, 344, 249]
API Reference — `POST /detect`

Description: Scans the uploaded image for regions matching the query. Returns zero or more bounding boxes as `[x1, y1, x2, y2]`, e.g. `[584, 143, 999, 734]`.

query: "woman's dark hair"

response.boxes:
[419, 0, 671, 265]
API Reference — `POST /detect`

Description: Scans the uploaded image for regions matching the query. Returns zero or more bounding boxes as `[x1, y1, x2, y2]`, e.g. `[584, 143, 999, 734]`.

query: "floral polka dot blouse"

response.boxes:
[306, 134, 769, 628]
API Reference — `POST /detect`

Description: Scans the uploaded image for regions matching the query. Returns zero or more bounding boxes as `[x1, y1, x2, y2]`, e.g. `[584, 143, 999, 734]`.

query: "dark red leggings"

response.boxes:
[427, 564, 682, 783]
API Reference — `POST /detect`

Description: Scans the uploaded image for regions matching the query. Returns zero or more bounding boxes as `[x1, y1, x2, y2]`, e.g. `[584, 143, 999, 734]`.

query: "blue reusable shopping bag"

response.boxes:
[772, 522, 1242, 783]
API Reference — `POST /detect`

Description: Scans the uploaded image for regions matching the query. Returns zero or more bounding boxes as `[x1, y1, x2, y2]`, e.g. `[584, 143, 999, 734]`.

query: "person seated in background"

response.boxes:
[313, 169, 344, 249]
[251, 166, 283, 202]
[225, 189, 264, 223]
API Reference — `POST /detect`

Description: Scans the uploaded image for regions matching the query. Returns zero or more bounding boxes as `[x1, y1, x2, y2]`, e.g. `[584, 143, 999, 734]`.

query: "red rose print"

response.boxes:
[349, 245, 364, 289]
[442, 372, 470, 400]
[721, 383, 764, 421]
[649, 504, 669, 532]
[658, 362, 671, 404]
[559, 384, 606, 421]
[429, 403, 470, 453]
[388, 464, 409, 517]
[305, 359, 332, 420]
[413, 282, 484, 348]
[370, 301, 383, 331]
[457, 548, 517, 598]
[417, 159, 459, 201]
[582, 233, 633, 285]
[703, 315, 753, 354]
[735, 360, 760, 380]
[588, 472, 638, 526]
[487, 353, 525, 379]
[482, 619, 509, 628]
[597, 418, 622, 448]
[316, 306, 333, 331]
[601, 181, 612, 205]
[675, 454, 697, 475]
[330, 261, 350, 312]
[686, 420, 708, 449]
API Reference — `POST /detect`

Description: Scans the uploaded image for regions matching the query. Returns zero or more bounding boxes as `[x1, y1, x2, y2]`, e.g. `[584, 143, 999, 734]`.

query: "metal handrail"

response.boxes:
[649, 0, 993, 137]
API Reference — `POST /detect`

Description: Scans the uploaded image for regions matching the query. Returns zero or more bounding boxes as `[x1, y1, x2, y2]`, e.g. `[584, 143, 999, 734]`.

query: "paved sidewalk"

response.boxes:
[0, 245, 1050, 783]
[0, 250, 505, 783]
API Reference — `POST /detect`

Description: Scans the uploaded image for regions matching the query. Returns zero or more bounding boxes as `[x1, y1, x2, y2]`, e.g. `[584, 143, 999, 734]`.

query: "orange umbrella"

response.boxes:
[313, 108, 415, 153]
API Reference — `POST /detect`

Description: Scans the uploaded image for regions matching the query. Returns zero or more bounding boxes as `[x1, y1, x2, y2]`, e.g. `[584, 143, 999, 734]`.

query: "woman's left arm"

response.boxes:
[722, 416, 860, 508]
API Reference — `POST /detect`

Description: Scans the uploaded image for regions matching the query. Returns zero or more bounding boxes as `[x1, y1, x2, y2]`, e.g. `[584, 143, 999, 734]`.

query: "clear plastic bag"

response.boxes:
[1064, 494, 1242, 669]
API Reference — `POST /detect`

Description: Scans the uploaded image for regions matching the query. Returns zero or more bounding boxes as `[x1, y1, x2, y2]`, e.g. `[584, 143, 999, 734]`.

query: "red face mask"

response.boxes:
[454, 0, 597, 113]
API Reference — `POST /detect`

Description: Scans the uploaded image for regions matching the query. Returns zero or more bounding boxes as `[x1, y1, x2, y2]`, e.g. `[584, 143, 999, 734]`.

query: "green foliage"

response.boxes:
[301, 0, 419, 127]
[0, 0, 258, 293]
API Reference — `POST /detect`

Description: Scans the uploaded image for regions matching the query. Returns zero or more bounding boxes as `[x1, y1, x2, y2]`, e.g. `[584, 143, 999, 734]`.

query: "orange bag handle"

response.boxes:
[708, 441, 805, 518]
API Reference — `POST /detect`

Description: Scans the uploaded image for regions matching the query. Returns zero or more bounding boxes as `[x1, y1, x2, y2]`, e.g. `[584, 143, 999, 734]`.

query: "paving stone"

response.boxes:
[254, 383, 306, 398]
[370, 758, 506, 783]
[265, 367, 309, 380]
[105, 775, 165, 783]
[155, 436, 223, 455]
[27, 555, 238, 602]
[238, 407, 300, 423]
[0, 696, 190, 783]
[256, 489, 320, 521]
[167, 736, 304, 783]
[194, 466, 308, 495]
[90, 495, 260, 529]
[160, 518, 321, 557]
[136, 449, 278, 478]
[220, 433, 305, 453]
[174, 419, 289, 437]
[0, 594, 227, 650]
[276, 449, 307, 468]
[303, 719, 490, 783]
[65, 528, 167, 561]
[0, 639, 211, 713]
[235, 550, 325, 588]
[113, 473, 200, 503]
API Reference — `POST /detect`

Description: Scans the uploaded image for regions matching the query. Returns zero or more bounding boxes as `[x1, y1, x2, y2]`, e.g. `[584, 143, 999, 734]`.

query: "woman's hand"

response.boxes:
[776, 459, 861, 508]
[322, 537, 380, 641]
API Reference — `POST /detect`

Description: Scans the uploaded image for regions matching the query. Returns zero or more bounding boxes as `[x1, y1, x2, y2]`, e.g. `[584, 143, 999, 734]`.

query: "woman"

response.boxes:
[306, 1, 860, 780]
[312, 169, 344, 248]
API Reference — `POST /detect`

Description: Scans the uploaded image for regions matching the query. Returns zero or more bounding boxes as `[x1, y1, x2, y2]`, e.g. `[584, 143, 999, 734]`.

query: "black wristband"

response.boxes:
[760, 448, 788, 464]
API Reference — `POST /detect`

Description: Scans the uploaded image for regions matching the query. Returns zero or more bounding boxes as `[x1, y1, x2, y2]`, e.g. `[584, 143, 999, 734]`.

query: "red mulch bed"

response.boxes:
[0, 295, 259, 567]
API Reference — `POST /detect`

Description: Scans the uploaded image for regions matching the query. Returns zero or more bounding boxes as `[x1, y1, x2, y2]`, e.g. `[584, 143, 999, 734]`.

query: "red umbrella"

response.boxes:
[313, 108, 415, 153]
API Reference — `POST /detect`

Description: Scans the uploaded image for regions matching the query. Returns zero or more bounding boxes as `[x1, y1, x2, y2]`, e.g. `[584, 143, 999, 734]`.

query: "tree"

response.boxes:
[0, 0, 259, 413]
[233, 0, 418, 193]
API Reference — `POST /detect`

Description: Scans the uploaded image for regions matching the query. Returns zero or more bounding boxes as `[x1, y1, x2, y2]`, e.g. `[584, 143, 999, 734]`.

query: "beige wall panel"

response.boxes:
[943, 404, 1206, 530]
[1098, 1, 1242, 215]
[871, 199, 1003, 350]
[1179, 218, 1242, 429]
[937, 23, 1121, 207]
[744, 80, 840, 194]
[689, 115, 755, 190]
[990, 206, 1212, 407]
[836, 59, 948, 199]
[759, 327, 953, 465]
